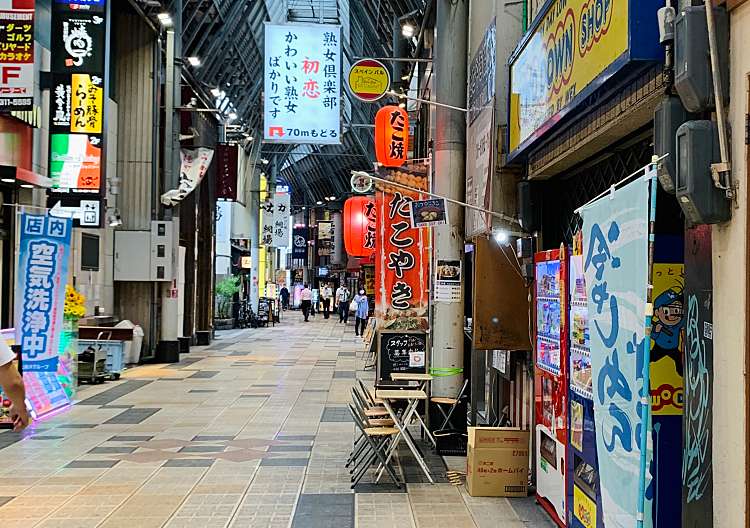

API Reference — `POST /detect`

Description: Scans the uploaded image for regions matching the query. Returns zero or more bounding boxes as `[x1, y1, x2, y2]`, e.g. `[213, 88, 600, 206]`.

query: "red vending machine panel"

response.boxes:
[534, 248, 568, 527]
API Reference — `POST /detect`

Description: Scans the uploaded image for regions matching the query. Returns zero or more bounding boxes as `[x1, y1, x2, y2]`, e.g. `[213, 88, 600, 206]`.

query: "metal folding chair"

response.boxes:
[431, 379, 470, 437]
[347, 404, 401, 488]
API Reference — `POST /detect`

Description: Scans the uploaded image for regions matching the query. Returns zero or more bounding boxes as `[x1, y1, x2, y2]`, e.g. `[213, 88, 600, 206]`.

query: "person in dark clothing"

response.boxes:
[280, 285, 290, 310]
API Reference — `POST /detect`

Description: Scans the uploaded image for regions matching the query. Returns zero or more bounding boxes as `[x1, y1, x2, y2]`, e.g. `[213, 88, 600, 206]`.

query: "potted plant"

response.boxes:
[214, 276, 241, 330]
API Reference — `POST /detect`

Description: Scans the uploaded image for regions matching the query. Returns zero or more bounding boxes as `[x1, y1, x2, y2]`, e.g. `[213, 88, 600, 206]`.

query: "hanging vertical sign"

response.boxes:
[375, 105, 408, 167]
[292, 227, 308, 262]
[215, 143, 239, 201]
[375, 162, 430, 329]
[580, 175, 655, 528]
[161, 147, 214, 206]
[260, 197, 275, 246]
[272, 191, 290, 248]
[49, 0, 107, 196]
[0, 0, 35, 111]
[264, 23, 341, 144]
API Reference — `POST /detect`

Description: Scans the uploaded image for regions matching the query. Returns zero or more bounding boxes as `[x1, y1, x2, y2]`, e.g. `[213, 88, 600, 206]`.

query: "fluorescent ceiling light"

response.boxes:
[401, 23, 415, 38]
[228, 112, 237, 121]
[0, 178, 14, 183]
[210, 87, 221, 97]
[157, 12, 173, 26]
[187, 56, 201, 67]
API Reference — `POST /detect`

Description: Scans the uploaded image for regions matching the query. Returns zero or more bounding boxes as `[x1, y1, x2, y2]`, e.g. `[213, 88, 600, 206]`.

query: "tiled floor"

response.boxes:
[0, 313, 554, 527]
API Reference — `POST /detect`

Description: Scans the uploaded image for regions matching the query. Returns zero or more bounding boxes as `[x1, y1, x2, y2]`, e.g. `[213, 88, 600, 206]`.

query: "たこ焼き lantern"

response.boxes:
[375, 106, 408, 167]
[344, 196, 376, 257]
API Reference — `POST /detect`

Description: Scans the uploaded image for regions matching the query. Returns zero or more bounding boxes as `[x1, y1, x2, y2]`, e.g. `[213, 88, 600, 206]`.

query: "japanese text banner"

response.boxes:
[581, 176, 653, 528]
[15, 214, 72, 373]
[375, 190, 429, 329]
[264, 23, 341, 145]
[272, 192, 290, 248]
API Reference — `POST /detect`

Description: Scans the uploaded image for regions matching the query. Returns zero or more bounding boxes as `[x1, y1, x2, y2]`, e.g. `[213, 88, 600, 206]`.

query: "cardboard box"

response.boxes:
[466, 427, 530, 497]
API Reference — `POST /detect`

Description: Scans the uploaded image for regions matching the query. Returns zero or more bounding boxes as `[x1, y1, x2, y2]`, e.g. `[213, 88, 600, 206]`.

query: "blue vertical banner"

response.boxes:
[581, 176, 654, 528]
[15, 214, 72, 373]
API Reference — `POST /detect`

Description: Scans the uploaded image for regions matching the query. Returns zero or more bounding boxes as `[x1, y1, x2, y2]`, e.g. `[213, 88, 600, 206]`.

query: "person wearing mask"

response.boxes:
[0, 337, 29, 432]
[353, 289, 369, 337]
[321, 283, 333, 319]
[336, 284, 350, 324]
[300, 284, 313, 322]
[279, 284, 290, 310]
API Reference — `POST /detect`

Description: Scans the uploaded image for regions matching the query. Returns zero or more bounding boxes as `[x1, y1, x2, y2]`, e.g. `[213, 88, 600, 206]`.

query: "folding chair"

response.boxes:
[347, 388, 393, 469]
[431, 379, 470, 437]
[347, 404, 401, 488]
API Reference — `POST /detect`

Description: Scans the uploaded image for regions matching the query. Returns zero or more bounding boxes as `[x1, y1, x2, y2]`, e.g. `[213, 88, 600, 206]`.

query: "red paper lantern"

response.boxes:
[344, 196, 376, 258]
[375, 105, 409, 167]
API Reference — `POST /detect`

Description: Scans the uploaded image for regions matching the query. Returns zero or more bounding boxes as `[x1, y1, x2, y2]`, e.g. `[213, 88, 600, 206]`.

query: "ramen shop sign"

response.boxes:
[375, 105, 408, 167]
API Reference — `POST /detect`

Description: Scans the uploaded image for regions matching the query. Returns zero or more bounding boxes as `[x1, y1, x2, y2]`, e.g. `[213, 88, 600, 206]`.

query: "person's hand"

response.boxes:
[655, 323, 663, 333]
[10, 403, 29, 432]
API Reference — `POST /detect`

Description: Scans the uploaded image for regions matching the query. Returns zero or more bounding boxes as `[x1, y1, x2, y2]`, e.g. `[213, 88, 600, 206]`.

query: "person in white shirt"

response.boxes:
[300, 284, 313, 322]
[336, 285, 350, 323]
[0, 336, 28, 431]
[321, 284, 333, 319]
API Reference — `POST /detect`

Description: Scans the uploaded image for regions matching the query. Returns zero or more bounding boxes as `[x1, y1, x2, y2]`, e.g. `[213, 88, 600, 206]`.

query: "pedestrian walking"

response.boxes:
[300, 284, 312, 322]
[353, 289, 369, 337]
[322, 284, 333, 319]
[0, 336, 28, 432]
[336, 284, 350, 324]
[280, 284, 290, 310]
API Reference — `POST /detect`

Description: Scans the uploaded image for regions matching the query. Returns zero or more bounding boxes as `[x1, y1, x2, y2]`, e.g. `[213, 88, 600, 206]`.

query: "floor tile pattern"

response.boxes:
[0, 314, 553, 527]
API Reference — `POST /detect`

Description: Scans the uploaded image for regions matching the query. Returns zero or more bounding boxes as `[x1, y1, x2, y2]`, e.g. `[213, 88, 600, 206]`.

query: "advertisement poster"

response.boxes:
[466, 104, 494, 237]
[509, 0, 628, 154]
[49, 0, 106, 194]
[49, 133, 102, 191]
[272, 192, 290, 248]
[15, 214, 75, 418]
[570, 254, 592, 398]
[264, 23, 341, 144]
[161, 147, 214, 206]
[434, 259, 461, 303]
[410, 198, 448, 228]
[581, 175, 654, 528]
[375, 183, 430, 329]
[570, 399, 584, 452]
[0, 0, 35, 111]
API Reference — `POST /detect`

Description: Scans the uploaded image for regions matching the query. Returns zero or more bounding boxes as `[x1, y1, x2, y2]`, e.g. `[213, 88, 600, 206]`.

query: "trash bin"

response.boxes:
[115, 320, 144, 364]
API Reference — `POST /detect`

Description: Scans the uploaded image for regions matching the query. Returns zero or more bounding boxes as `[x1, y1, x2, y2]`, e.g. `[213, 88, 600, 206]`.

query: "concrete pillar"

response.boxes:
[431, 0, 468, 397]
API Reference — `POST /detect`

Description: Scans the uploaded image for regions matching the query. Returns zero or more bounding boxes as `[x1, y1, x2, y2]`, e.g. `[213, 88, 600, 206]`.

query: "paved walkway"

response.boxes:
[0, 313, 553, 527]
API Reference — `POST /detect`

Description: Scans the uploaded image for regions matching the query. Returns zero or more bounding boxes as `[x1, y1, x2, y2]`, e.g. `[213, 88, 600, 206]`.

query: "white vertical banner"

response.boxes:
[260, 196, 275, 247]
[263, 23, 341, 144]
[272, 192, 290, 248]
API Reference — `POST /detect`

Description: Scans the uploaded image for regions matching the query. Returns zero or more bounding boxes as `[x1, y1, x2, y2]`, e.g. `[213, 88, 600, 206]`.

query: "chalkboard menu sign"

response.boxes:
[376, 330, 427, 385]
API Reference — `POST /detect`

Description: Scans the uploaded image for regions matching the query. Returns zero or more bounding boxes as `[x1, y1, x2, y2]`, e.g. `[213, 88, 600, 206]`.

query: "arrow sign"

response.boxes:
[50, 200, 100, 227]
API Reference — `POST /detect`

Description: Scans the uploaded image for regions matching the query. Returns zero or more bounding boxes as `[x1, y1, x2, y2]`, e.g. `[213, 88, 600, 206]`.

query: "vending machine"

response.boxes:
[534, 248, 569, 527]
[567, 240, 604, 528]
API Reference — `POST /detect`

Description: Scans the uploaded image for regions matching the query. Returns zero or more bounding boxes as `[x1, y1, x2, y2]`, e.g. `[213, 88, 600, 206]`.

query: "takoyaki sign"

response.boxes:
[410, 198, 448, 228]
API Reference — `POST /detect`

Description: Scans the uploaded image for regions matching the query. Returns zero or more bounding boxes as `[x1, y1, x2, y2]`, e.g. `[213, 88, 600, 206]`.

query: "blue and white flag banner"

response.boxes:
[15, 214, 72, 373]
[581, 175, 654, 528]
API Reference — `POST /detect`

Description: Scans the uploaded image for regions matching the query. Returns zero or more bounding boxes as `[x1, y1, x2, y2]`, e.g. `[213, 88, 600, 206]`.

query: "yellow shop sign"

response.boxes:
[509, 0, 631, 154]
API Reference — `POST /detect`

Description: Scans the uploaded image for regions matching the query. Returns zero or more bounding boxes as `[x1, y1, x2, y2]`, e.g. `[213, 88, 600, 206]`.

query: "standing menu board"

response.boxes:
[376, 330, 427, 385]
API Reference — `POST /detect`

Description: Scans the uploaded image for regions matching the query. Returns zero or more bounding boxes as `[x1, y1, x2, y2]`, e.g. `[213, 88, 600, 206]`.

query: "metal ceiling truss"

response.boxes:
[145, 0, 427, 204]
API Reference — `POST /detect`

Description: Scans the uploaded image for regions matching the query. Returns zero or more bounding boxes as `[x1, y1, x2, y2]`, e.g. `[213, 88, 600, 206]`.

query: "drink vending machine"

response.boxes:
[567, 238, 604, 528]
[534, 248, 569, 527]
